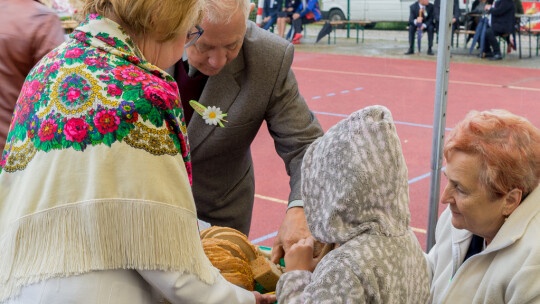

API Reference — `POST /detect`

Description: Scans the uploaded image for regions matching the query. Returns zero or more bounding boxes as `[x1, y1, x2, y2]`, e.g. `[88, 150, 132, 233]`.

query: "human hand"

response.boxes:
[484, 4, 491, 11]
[270, 207, 310, 264]
[292, 13, 300, 19]
[284, 236, 318, 272]
[264, 16, 271, 22]
[253, 291, 276, 304]
[287, 7, 294, 12]
[452, 17, 456, 23]
[416, 16, 423, 24]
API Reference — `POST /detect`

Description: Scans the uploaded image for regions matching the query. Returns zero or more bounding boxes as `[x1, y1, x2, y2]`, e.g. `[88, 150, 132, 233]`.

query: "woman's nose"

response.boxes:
[440, 184, 452, 205]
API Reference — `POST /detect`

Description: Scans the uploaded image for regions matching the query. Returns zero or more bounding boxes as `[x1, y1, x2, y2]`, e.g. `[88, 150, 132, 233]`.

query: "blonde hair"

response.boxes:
[444, 109, 540, 198]
[204, 0, 251, 24]
[83, 0, 204, 41]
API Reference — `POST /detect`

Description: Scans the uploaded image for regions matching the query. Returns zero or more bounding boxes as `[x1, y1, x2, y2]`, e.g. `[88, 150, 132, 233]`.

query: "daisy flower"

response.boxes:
[190, 100, 228, 127]
[203, 106, 223, 125]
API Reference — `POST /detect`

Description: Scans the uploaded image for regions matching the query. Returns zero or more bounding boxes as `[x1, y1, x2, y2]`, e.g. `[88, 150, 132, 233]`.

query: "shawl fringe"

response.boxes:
[0, 199, 218, 302]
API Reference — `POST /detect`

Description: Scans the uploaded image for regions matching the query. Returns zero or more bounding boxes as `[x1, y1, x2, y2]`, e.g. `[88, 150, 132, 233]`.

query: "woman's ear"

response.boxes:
[503, 188, 522, 217]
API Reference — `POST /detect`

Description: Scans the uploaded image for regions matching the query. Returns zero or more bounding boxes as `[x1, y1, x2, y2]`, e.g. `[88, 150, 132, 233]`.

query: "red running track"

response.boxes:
[248, 52, 540, 251]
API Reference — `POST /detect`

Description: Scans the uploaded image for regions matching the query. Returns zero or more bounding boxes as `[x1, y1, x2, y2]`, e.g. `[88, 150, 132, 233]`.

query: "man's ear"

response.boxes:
[249, 3, 256, 15]
[503, 188, 522, 217]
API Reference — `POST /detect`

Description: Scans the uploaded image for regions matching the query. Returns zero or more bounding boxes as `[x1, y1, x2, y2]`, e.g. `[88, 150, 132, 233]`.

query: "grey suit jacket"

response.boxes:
[185, 21, 323, 235]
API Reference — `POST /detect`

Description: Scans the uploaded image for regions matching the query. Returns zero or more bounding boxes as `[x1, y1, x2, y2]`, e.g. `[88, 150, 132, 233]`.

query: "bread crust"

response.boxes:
[200, 226, 284, 292]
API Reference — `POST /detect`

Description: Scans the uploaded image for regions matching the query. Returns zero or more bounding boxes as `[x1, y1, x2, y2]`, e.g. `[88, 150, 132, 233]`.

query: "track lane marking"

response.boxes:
[293, 67, 540, 92]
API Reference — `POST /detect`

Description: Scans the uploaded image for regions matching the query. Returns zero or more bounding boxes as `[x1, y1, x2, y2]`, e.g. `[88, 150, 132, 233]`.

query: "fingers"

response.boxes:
[263, 293, 277, 304]
[252, 291, 277, 304]
[305, 236, 315, 247]
[271, 243, 284, 264]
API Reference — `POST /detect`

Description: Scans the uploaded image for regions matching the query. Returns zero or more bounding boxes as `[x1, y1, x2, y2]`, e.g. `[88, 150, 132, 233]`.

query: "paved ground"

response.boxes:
[293, 27, 540, 69]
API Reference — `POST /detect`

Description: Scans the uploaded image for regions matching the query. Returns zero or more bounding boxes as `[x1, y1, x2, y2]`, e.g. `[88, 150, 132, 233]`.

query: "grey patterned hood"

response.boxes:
[301, 105, 411, 244]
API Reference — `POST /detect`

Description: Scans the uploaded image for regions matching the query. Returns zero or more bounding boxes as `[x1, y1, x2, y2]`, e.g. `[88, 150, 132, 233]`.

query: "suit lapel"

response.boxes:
[187, 49, 245, 152]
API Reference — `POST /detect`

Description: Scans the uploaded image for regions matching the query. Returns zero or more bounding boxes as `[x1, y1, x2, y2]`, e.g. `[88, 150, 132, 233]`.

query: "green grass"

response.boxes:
[372, 22, 408, 31]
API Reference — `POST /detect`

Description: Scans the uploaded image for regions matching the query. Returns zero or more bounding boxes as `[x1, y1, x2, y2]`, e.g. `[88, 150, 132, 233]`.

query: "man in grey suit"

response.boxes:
[172, 0, 324, 264]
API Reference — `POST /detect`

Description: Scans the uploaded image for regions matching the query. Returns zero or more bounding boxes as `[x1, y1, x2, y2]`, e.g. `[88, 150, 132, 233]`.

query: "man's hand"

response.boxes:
[292, 13, 300, 19]
[284, 236, 318, 273]
[416, 16, 423, 24]
[263, 16, 271, 23]
[452, 17, 456, 23]
[271, 207, 311, 264]
[484, 4, 492, 11]
[253, 291, 276, 304]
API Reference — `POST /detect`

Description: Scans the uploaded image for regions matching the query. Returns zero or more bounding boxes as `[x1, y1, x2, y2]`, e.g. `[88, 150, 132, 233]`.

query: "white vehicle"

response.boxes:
[321, 0, 471, 26]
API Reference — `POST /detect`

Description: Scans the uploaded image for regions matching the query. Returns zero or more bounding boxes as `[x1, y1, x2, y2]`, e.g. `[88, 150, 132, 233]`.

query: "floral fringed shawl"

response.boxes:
[0, 14, 217, 302]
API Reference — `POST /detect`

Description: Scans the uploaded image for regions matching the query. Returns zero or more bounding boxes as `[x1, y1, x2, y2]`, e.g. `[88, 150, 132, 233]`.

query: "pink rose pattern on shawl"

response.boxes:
[0, 14, 192, 183]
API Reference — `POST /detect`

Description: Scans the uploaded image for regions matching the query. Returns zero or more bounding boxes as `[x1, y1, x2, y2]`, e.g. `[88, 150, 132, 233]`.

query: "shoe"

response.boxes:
[427, 48, 435, 56]
[489, 54, 503, 61]
[291, 33, 302, 44]
[484, 52, 494, 58]
[404, 48, 414, 55]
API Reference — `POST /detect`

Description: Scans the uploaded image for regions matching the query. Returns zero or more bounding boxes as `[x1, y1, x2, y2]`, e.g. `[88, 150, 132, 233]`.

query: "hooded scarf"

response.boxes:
[277, 105, 430, 303]
[0, 14, 217, 302]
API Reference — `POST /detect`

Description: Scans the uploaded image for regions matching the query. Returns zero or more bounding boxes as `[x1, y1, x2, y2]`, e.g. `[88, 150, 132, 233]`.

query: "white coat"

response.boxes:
[426, 185, 540, 303]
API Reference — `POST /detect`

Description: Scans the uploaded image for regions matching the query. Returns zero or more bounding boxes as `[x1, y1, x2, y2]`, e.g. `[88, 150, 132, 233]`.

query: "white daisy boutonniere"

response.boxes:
[189, 100, 228, 127]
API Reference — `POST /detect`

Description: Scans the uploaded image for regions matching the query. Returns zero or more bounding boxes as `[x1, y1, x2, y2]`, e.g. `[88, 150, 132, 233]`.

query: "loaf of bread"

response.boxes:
[200, 226, 283, 292]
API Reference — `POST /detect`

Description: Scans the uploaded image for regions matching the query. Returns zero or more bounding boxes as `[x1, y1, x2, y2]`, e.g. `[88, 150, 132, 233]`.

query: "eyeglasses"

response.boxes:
[185, 25, 204, 48]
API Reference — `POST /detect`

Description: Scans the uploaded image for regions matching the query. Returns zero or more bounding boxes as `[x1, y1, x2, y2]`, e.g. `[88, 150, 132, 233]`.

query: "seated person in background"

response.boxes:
[276, 106, 430, 303]
[405, 0, 435, 55]
[427, 109, 540, 303]
[262, 0, 283, 31]
[276, 0, 301, 38]
[482, 0, 515, 60]
[466, 0, 489, 46]
[433, 0, 460, 33]
[290, 0, 322, 44]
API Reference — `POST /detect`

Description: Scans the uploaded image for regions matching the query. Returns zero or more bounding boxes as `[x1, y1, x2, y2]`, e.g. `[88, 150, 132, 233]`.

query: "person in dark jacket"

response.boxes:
[262, 0, 283, 31]
[405, 0, 435, 55]
[482, 0, 515, 60]
[433, 0, 461, 32]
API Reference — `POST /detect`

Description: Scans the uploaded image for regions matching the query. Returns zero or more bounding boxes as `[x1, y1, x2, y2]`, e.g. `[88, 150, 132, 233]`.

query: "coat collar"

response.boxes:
[486, 184, 540, 252]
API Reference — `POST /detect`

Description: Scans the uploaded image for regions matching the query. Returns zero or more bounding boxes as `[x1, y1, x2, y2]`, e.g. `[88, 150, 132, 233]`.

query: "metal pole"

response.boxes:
[347, 0, 351, 38]
[427, 0, 454, 251]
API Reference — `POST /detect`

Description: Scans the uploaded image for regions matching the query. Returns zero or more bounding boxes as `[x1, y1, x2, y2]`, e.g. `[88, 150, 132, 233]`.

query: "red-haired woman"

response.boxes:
[426, 109, 540, 303]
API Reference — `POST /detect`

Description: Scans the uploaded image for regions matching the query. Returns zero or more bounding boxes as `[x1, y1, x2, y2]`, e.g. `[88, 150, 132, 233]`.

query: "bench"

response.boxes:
[532, 29, 540, 56]
[306, 20, 372, 44]
[453, 28, 476, 48]
[519, 28, 540, 58]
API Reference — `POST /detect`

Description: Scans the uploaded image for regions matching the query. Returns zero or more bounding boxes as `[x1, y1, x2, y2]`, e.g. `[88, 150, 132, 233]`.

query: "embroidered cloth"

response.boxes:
[0, 15, 217, 302]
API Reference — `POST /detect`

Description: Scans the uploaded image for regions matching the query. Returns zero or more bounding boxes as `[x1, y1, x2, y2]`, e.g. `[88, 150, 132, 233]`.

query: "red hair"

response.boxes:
[444, 110, 540, 198]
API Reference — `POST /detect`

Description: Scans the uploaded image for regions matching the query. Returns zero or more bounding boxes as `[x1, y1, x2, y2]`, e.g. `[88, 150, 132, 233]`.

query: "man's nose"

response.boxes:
[207, 51, 227, 69]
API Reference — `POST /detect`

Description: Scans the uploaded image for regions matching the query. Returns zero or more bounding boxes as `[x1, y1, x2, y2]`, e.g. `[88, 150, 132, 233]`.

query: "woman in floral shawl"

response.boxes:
[0, 1, 274, 303]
